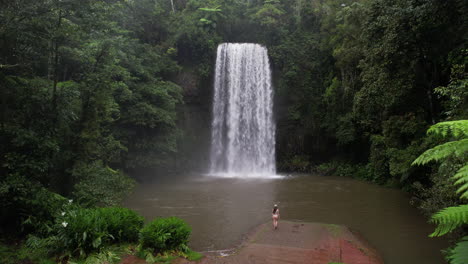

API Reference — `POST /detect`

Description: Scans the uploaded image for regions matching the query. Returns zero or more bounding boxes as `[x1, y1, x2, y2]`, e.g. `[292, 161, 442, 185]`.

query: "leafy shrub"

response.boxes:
[68, 249, 122, 264]
[136, 249, 178, 264]
[0, 174, 67, 235]
[184, 250, 203, 261]
[57, 207, 143, 256]
[99, 207, 144, 242]
[410, 163, 461, 217]
[354, 165, 372, 180]
[139, 217, 191, 253]
[0, 239, 56, 264]
[316, 161, 371, 180]
[279, 155, 311, 172]
[72, 162, 135, 207]
[335, 163, 357, 177]
[136, 248, 202, 264]
[25, 234, 63, 258]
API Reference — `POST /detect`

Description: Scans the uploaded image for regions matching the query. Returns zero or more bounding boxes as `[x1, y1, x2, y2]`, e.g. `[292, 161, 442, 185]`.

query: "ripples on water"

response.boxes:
[123, 174, 448, 264]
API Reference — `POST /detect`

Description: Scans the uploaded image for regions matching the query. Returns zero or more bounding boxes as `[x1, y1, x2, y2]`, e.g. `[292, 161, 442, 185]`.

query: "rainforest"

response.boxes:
[0, 0, 467, 263]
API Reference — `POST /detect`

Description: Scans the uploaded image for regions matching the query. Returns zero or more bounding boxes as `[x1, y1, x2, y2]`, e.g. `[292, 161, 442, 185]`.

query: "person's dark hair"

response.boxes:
[272, 205, 278, 214]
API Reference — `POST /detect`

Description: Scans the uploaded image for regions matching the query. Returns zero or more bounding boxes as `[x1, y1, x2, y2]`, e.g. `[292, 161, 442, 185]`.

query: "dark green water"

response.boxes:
[123, 174, 448, 264]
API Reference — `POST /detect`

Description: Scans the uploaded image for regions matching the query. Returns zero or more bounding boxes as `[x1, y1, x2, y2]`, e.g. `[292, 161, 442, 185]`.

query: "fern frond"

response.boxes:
[412, 139, 468, 166]
[430, 204, 468, 237]
[453, 164, 468, 181]
[83, 251, 120, 264]
[449, 236, 468, 264]
[427, 120, 468, 138]
[453, 165, 468, 199]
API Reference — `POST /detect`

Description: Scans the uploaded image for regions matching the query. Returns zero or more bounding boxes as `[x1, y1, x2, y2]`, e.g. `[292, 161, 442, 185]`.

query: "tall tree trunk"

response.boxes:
[0, 76, 5, 177]
[52, 9, 62, 113]
[47, 40, 53, 80]
[427, 88, 435, 124]
[170, 0, 175, 13]
[49, 7, 63, 182]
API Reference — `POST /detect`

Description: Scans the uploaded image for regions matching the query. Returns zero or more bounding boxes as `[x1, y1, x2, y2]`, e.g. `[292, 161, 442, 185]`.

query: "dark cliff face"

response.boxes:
[173, 54, 320, 174]
[174, 68, 213, 173]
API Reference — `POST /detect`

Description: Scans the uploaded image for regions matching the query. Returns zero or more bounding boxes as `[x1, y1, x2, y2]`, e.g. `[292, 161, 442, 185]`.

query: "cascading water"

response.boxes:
[209, 43, 276, 177]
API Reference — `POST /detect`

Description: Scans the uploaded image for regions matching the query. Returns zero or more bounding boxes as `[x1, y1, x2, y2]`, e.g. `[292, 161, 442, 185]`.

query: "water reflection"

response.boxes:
[123, 174, 448, 264]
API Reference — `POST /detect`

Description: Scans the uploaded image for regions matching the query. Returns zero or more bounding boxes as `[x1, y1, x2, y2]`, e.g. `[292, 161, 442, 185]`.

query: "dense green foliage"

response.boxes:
[1, 0, 182, 243]
[0, 175, 66, 234]
[60, 207, 143, 251]
[1, 0, 467, 261]
[26, 206, 143, 257]
[3, 208, 195, 263]
[139, 217, 191, 253]
[413, 120, 468, 264]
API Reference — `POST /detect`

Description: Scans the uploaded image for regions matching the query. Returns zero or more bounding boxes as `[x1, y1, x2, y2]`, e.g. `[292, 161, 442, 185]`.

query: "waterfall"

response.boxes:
[209, 43, 276, 177]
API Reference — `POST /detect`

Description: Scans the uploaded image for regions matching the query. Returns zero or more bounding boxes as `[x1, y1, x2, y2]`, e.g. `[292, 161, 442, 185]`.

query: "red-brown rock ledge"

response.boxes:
[175, 220, 384, 264]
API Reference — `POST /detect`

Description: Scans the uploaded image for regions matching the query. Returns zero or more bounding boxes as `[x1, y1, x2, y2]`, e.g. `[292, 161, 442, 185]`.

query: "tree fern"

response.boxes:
[449, 236, 468, 264]
[453, 165, 468, 199]
[412, 120, 468, 264]
[427, 120, 468, 138]
[412, 139, 468, 165]
[430, 205, 468, 237]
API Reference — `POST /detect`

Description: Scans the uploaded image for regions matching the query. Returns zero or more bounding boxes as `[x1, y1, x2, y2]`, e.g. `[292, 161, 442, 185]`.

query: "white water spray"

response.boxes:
[209, 43, 276, 177]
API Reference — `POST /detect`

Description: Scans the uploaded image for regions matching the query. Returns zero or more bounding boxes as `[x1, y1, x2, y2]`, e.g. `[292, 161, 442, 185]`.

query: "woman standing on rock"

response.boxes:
[272, 204, 280, 229]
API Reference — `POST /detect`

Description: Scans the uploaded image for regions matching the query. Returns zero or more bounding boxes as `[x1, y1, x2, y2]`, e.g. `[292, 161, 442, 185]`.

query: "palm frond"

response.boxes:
[449, 236, 468, 264]
[453, 164, 468, 199]
[428, 120, 468, 138]
[430, 205, 468, 237]
[412, 139, 468, 166]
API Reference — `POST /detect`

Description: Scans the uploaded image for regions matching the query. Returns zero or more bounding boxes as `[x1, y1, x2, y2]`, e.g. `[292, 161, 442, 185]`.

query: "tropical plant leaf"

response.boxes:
[427, 120, 468, 138]
[453, 165, 468, 199]
[81, 250, 120, 264]
[412, 139, 468, 166]
[92, 237, 102, 248]
[430, 205, 468, 237]
[449, 236, 468, 264]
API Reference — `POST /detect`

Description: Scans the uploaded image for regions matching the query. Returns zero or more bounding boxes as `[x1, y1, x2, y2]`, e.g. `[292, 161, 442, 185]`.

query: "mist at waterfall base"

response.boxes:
[209, 43, 278, 178]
